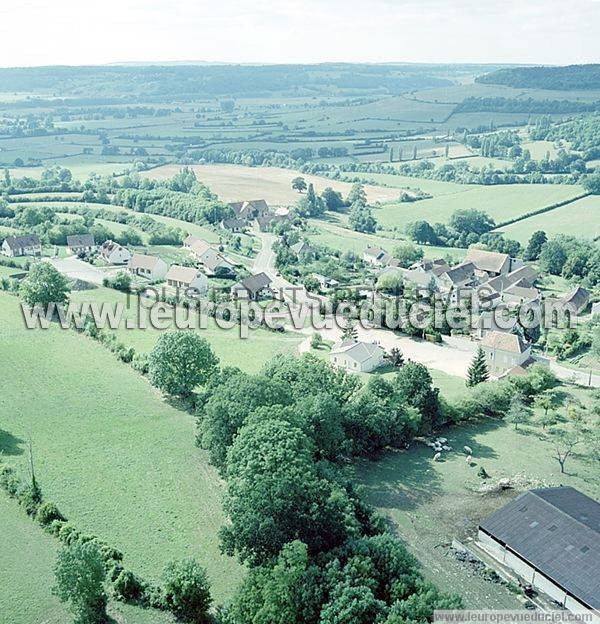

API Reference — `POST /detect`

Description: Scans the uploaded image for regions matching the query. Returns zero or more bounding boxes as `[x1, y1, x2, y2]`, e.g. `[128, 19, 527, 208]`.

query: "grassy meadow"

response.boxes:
[357, 384, 600, 606]
[0, 291, 245, 613]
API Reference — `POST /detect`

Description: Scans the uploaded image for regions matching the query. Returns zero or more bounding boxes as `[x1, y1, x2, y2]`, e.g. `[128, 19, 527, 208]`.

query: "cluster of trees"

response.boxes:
[530, 113, 600, 160]
[536, 233, 600, 287]
[456, 96, 600, 114]
[464, 130, 520, 159]
[406, 208, 521, 254]
[475, 64, 600, 91]
[194, 354, 462, 623]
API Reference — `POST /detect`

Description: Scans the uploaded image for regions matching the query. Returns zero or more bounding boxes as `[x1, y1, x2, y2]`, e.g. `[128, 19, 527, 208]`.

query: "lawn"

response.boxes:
[0, 290, 245, 608]
[357, 385, 600, 606]
[140, 163, 402, 205]
[495, 194, 600, 243]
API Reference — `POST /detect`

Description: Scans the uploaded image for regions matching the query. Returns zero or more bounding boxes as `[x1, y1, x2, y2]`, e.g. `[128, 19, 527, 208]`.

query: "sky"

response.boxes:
[0, 0, 599, 67]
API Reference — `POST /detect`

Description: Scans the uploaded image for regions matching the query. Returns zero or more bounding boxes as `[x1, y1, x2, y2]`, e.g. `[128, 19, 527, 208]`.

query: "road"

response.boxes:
[47, 256, 108, 285]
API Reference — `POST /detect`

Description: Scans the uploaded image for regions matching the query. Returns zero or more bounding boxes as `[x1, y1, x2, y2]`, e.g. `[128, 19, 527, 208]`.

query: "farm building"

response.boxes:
[99, 240, 131, 265]
[480, 330, 532, 377]
[67, 234, 96, 255]
[561, 286, 590, 314]
[329, 340, 385, 373]
[2, 234, 42, 257]
[478, 487, 600, 618]
[231, 272, 272, 300]
[189, 238, 212, 262]
[501, 284, 541, 307]
[128, 254, 168, 281]
[465, 248, 521, 279]
[165, 265, 208, 293]
[183, 234, 201, 249]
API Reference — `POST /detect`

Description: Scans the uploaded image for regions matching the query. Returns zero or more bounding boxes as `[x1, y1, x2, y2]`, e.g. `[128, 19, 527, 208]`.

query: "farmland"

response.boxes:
[358, 385, 600, 607]
[0, 291, 245, 610]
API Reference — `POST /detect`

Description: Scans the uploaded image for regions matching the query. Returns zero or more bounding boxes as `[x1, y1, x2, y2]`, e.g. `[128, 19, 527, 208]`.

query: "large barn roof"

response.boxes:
[480, 487, 600, 609]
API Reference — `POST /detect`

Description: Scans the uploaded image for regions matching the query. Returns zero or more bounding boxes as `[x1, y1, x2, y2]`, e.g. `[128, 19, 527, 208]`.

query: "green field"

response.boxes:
[374, 184, 584, 232]
[496, 194, 600, 243]
[307, 215, 467, 262]
[357, 386, 600, 606]
[0, 291, 245, 616]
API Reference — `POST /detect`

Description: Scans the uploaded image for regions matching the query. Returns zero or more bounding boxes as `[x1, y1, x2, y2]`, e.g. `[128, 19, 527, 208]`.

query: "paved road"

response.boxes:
[47, 256, 108, 285]
[252, 231, 323, 308]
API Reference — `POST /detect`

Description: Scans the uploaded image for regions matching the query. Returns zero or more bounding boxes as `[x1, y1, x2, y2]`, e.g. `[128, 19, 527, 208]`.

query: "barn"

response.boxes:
[478, 487, 599, 618]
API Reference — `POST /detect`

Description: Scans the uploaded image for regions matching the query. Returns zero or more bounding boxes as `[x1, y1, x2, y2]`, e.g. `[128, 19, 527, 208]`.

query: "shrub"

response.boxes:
[58, 523, 81, 545]
[47, 519, 68, 536]
[112, 569, 144, 602]
[163, 558, 212, 622]
[0, 463, 21, 496]
[18, 481, 43, 516]
[132, 352, 150, 374]
[37, 501, 66, 526]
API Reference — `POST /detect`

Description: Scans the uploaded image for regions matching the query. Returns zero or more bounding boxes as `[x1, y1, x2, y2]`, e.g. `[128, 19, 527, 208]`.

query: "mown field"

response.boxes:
[140, 163, 404, 205]
[357, 385, 600, 606]
[495, 194, 600, 243]
[0, 290, 245, 617]
[373, 183, 585, 232]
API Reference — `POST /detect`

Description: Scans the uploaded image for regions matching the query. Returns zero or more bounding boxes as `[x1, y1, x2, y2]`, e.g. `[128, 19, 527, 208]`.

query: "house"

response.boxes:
[562, 286, 590, 314]
[291, 240, 313, 257]
[183, 234, 200, 249]
[221, 218, 246, 233]
[410, 257, 450, 276]
[329, 340, 386, 373]
[2, 234, 41, 257]
[229, 199, 270, 221]
[502, 284, 541, 307]
[231, 272, 272, 300]
[128, 254, 168, 281]
[363, 246, 391, 267]
[475, 310, 517, 339]
[202, 251, 236, 278]
[480, 330, 532, 377]
[437, 262, 476, 303]
[99, 240, 131, 265]
[465, 248, 516, 278]
[314, 273, 340, 291]
[165, 265, 208, 294]
[487, 265, 538, 294]
[66, 234, 96, 255]
[592, 301, 600, 317]
[189, 239, 213, 262]
[478, 487, 600, 618]
[399, 268, 436, 297]
[256, 214, 287, 232]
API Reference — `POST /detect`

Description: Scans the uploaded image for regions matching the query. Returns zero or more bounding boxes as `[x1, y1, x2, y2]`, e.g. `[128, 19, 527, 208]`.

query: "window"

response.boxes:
[548, 525, 557, 532]
[580, 546, 590, 553]
[529, 521, 538, 528]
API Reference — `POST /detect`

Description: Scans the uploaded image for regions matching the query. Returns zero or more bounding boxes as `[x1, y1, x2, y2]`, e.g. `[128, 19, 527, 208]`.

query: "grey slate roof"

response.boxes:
[4, 234, 41, 249]
[67, 234, 95, 248]
[480, 487, 600, 609]
[237, 271, 272, 294]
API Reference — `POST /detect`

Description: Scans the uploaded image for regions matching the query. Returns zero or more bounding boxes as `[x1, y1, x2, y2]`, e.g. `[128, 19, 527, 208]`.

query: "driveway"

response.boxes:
[47, 256, 107, 285]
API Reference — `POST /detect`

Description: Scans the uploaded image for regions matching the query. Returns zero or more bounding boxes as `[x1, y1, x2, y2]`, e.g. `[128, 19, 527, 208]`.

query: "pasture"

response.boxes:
[373, 183, 585, 232]
[357, 385, 600, 606]
[495, 194, 600, 243]
[0, 291, 245, 607]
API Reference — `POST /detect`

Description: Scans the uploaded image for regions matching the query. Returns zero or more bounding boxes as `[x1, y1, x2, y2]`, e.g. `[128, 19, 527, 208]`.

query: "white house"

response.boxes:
[465, 248, 518, 279]
[2, 234, 42, 257]
[329, 340, 386, 373]
[99, 240, 131, 265]
[128, 253, 168, 281]
[231, 272, 272, 300]
[165, 265, 208, 294]
[362, 246, 391, 267]
[478, 487, 600, 620]
[480, 330, 532, 377]
[67, 234, 96, 255]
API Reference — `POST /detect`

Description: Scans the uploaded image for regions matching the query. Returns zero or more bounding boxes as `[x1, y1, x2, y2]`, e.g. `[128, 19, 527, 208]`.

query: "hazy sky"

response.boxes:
[1, 0, 599, 67]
